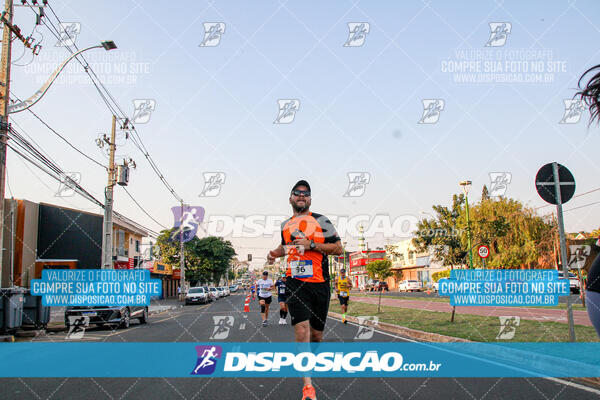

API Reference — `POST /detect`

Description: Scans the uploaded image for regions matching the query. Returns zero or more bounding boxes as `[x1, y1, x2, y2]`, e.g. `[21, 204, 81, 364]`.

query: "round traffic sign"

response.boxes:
[478, 245, 490, 259]
[535, 162, 575, 205]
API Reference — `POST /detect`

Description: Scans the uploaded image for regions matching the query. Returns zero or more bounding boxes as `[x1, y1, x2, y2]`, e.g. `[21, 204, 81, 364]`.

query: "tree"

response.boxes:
[366, 259, 393, 313]
[413, 194, 467, 267]
[467, 197, 554, 268]
[481, 185, 490, 201]
[154, 229, 236, 286]
[413, 194, 556, 269]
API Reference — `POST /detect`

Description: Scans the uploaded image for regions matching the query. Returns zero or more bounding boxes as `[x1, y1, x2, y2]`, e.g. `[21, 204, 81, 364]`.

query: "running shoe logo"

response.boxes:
[191, 345, 222, 375]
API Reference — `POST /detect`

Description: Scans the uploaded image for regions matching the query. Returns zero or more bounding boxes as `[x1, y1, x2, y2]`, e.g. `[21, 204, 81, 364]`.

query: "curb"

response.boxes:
[328, 311, 470, 342]
[149, 304, 181, 315]
[0, 335, 14, 342]
[329, 312, 600, 389]
[14, 329, 47, 338]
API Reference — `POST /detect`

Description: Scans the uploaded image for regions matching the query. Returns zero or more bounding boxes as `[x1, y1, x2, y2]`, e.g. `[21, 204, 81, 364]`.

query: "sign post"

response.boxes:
[478, 245, 489, 268]
[535, 162, 576, 342]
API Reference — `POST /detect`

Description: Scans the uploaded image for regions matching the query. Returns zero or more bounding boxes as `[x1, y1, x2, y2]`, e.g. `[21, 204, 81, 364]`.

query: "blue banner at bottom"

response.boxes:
[1, 342, 599, 378]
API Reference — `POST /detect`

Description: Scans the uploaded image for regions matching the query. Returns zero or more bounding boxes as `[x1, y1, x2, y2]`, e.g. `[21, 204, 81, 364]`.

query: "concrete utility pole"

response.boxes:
[179, 202, 185, 301]
[101, 115, 117, 269]
[0, 0, 13, 286]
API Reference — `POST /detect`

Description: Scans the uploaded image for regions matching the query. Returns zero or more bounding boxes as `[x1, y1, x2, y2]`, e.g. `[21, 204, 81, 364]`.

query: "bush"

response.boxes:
[432, 269, 451, 282]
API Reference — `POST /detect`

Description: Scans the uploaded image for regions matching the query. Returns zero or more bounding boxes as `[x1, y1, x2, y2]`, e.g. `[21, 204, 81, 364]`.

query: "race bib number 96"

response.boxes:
[290, 260, 313, 278]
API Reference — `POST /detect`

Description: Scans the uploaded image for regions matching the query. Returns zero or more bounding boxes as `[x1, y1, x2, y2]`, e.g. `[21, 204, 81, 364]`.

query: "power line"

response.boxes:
[28, 4, 185, 204]
[9, 91, 107, 169]
[563, 201, 600, 213]
[122, 186, 167, 230]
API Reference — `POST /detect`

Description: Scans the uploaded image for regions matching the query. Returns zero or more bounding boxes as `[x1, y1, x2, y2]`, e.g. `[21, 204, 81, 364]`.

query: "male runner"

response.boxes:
[256, 271, 274, 326]
[250, 282, 256, 300]
[335, 268, 353, 324]
[267, 180, 343, 400]
[275, 275, 288, 325]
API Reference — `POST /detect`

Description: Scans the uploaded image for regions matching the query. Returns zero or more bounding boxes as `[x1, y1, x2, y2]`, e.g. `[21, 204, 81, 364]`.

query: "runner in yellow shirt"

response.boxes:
[335, 268, 353, 323]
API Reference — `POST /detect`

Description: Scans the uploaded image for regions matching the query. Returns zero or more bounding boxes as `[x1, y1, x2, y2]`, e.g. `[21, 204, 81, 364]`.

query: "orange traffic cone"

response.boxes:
[243, 295, 250, 312]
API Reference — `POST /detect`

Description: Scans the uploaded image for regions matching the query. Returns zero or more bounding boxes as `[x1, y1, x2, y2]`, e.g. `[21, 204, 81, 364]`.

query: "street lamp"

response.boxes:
[8, 41, 118, 114]
[460, 180, 473, 269]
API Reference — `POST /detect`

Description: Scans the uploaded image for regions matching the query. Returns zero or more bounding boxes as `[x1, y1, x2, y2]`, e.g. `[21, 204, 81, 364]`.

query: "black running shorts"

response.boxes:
[285, 277, 331, 331]
[338, 295, 349, 306]
[258, 296, 272, 304]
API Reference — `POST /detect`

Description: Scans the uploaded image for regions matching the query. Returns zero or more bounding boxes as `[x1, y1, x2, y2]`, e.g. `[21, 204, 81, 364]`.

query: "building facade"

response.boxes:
[1, 199, 150, 287]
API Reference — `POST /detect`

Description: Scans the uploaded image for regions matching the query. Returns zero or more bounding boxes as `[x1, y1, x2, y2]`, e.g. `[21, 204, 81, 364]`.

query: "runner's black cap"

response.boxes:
[262, 271, 269, 276]
[291, 180, 311, 192]
[340, 268, 346, 273]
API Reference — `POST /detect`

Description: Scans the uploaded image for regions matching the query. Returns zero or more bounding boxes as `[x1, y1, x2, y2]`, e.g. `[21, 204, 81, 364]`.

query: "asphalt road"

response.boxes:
[3, 293, 600, 399]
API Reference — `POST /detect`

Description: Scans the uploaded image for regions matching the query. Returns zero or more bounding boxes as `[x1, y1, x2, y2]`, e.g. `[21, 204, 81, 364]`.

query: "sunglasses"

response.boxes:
[292, 189, 311, 197]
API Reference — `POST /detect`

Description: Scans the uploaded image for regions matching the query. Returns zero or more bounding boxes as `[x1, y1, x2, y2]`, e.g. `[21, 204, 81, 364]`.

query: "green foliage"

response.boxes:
[154, 229, 236, 285]
[468, 197, 554, 269]
[412, 194, 467, 267]
[413, 194, 555, 269]
[366, 259, 393, 280]
[432, 269, 450, 282]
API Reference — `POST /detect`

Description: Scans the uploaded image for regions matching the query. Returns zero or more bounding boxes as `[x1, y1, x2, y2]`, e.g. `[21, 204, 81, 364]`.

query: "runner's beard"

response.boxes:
[292, 202, 308, 213]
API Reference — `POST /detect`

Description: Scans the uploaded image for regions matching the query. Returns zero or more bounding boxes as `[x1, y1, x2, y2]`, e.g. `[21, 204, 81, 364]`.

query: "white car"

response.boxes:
[216, 287, 226, 297]
[209, 287, 220, 299]
[398, 279, 421, 292]
[558, 271, 581, 293]
[185, 287, 209, 305]
[433, 278, 449, 292]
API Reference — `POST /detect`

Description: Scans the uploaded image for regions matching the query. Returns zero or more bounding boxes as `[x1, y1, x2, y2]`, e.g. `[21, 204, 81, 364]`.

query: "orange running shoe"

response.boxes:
[301, 384, 317, 400]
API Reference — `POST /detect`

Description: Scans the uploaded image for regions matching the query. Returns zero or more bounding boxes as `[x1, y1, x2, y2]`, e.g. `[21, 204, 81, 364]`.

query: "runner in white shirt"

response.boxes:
[257, 271, 274, 326]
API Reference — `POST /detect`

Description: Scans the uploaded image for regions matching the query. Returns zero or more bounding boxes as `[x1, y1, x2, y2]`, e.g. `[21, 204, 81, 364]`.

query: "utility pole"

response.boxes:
[552, 162, 576, 342]
[101, 115, 117, 269]
[0, 0, 13, 286]
[179, 202, 185, 301]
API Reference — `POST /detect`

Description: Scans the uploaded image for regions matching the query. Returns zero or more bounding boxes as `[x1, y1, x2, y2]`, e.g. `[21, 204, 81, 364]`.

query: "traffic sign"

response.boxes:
[535, 162, 575, 205]
[478, 245, 489, 259]
[534, 162, 576, 342]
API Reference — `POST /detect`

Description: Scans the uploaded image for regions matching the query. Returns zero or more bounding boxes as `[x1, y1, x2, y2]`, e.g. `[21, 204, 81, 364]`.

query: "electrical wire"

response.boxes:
[29, 3, 185, 204]
[122, 186, 167, 230]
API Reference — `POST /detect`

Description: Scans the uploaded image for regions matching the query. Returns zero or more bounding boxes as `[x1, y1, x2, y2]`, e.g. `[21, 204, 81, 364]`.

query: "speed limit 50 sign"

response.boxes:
[478, 245, 490, 259]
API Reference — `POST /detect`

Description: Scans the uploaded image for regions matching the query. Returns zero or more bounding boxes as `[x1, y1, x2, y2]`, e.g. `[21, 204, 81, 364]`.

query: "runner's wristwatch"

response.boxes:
[310, 240, 316, 250]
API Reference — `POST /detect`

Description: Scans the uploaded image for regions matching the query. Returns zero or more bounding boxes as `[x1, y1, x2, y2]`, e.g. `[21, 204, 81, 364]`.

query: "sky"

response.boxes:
[6, 0, 600, 270]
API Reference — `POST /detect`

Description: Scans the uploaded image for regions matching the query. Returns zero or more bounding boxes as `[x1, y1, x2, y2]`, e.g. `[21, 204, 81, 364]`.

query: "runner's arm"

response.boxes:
[267, 245, 285, 263]
[309, 240, 343, 255]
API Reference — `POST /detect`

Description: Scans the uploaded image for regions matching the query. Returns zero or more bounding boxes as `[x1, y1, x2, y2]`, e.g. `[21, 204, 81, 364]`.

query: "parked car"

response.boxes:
[215, 287, 226, 298]
[558, 271, 581, 294]
[185, 287, 209, 305]
[208, 287, 219, 300]
[229, 285, 239, 293]
[398, 279, 422, 292]
[65, 305, 148, 330]
[432, 278, 449, 292]
[362, 280, 375, 291]
[373, 281, 389, 291]
[219, 286, 230, 296]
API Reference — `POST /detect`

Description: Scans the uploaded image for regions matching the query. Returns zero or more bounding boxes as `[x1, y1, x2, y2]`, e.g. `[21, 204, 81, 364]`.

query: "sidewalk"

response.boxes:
[352, 296, 593, 326]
